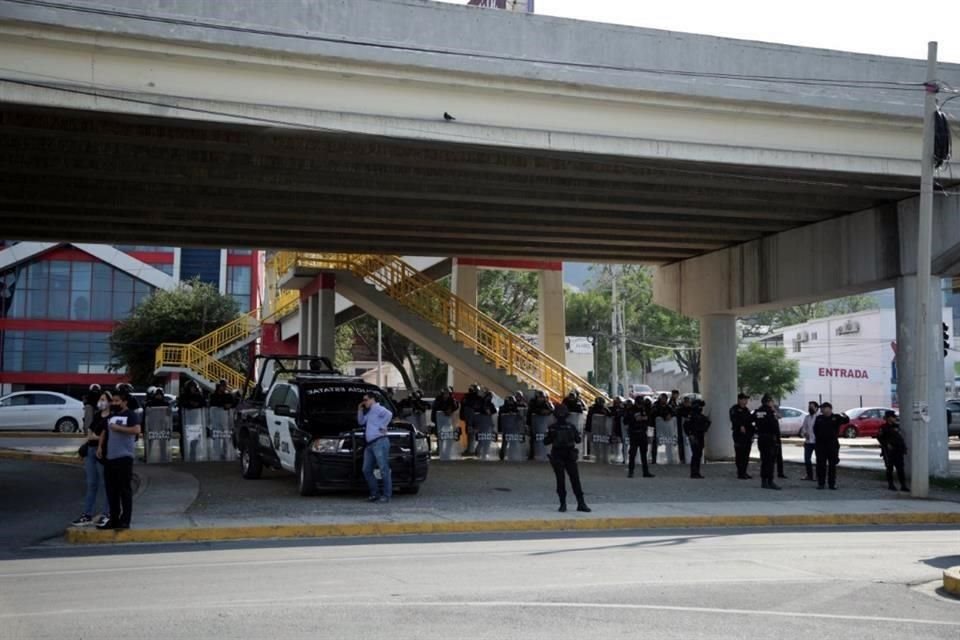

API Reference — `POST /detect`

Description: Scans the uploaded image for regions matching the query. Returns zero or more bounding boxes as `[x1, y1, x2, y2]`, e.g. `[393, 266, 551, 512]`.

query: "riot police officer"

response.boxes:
[498, 395, 522, 460]
[585, 397, 609, 434]
[460, 384, 483, 456]
[544, 404, 590, 513]
[813, 402, 850, 490]
[648, 394, 672, 465]
[431, 387, 459, 425]
[674, 395, 693, 465]
[685, 401, 711, 479]
[730, 393, 754, 479]
[753, 395, 781, 490]
[562, 390, 586, 414]
[209, 379, 236, 410]
[625, 397, 654, 478]
[876, 410, 908, 492]
[513, 391, 528, 411]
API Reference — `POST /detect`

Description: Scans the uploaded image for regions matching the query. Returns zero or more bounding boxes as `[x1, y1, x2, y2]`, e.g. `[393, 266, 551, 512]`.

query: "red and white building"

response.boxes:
[0, 241, 261, 397]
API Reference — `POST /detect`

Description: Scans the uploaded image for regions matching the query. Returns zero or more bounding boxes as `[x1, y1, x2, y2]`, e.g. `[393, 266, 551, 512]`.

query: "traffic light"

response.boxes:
[944, 323, 951, 358]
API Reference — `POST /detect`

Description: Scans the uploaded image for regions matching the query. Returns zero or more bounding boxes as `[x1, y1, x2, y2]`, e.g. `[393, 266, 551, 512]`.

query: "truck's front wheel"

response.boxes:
[240, 436, 263, 480]
[298, 453, 317, 496]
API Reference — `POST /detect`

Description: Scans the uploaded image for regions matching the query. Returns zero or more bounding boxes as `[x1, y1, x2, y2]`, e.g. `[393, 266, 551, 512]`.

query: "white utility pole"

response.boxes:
[911, 41, 938, 498]
[377, 320, 384, 388]
[619, 303, 629, 392]
[610, 271, 620, 397]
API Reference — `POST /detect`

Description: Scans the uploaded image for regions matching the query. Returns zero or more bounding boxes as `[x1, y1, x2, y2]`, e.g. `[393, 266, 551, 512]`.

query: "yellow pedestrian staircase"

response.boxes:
[273, 252, 605, 404]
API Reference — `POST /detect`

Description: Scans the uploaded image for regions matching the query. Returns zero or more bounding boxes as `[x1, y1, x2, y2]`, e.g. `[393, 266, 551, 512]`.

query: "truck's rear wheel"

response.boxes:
[298, 453, 317, 496]
[240, 436, 263, 479]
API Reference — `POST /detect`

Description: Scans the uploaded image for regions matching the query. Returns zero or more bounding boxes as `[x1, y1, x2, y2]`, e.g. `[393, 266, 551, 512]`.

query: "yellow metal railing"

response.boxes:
[154, 343, 249, 392]
[153, 283, 301, 389]
[281, 251, 605, 404]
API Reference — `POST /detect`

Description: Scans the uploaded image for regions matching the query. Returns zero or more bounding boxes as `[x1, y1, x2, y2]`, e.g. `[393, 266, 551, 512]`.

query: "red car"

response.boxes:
[840, 407, 896, 439]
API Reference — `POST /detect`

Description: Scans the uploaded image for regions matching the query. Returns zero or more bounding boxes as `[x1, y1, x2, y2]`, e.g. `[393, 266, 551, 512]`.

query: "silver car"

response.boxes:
[0, 391, 84, 432]
[777, 406, 805, 437]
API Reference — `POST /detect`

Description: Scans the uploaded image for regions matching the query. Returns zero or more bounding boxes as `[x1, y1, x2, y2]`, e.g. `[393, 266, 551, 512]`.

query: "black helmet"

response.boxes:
[553, 404, 570, 420]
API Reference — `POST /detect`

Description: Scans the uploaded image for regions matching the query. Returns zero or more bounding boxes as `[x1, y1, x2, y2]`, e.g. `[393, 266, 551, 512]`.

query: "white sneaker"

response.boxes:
[95, 515, 110, 527]
[70, 514, 93, 527]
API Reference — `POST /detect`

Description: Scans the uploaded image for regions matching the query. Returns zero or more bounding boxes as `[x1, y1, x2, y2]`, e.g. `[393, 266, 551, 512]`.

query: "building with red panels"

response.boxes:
[0, 242, 261, 397]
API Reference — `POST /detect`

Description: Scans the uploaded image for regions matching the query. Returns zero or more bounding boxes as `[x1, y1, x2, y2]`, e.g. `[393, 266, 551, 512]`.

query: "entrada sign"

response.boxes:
[818, 367, 870, 379]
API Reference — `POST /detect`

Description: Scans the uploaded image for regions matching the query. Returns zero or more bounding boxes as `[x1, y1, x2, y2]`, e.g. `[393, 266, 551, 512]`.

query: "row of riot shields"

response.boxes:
[142, 406, 236, 464]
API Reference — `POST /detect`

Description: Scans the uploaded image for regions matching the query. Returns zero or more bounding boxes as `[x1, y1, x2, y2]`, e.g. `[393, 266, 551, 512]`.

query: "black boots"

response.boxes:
[576, 500, 591, 513]
[559, 495, 590, 512]
[761, 479, 782, 491]
[558, 500, 567, 512]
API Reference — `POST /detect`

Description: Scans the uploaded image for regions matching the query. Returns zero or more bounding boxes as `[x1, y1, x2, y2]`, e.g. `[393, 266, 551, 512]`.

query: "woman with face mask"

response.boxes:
[71, 390, 113, 527]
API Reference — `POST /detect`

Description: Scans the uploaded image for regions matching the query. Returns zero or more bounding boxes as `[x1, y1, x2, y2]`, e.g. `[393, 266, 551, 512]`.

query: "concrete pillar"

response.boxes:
[895, 276, 949, 477]
[317, 277, 336, 359]
[299, 274, 336, 358]
[700, 314, 738, 460]
[447, 259, 479, 392]
[538, 268, 566, 365]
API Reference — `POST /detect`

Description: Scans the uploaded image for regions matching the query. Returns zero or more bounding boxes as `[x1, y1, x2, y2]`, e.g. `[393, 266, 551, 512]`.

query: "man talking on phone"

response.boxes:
[358, 392, 394, 504]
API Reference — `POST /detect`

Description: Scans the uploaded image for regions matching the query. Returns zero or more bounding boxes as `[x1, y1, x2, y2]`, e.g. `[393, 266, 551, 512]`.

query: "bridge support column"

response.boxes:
[448, 259, 478, 392]
[538, 268, 566, 366]
[894, 276, 949, 480]
[700, 314, 737, 460]
[299, 274, 336, 358]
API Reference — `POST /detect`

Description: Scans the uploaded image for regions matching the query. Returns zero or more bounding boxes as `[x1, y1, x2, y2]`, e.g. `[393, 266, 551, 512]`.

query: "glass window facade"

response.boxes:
[0, 261, 154, 320]
[1, 330, 113, 374]
[226, 265, 252, 313]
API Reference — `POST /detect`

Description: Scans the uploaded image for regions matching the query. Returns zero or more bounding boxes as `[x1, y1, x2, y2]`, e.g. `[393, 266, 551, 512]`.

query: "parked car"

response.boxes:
[234, 355, 429, 497]
[945, 400, 960, 438]
[840, 407, 897, 439]
[776, 406, 805, 436]
[0, 391, 84, 432]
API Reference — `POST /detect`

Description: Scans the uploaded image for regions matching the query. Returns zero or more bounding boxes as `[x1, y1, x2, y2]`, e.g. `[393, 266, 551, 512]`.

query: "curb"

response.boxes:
[64, 511, 960, 545]
[0, 432, 85, 439]
[0, 448, 83, 466]
[944, 567, 960, 597]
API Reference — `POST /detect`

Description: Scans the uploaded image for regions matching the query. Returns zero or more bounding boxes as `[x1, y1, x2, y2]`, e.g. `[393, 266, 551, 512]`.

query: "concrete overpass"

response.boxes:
[1, 0, 959, 473]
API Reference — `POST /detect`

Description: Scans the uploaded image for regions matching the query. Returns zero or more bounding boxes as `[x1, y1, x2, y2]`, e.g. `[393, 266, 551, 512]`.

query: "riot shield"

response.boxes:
[436, 412, 461, 461]
[181, 408, 208, 462]
[499, 413, 527, 462]
[590, 414, 610, 464]
[655, 416, 679, 465]
[144, 406, 173, 464]
[531, 414, 552, 461]
[207, 407, 236, 462]
[474, 413, 499, 461]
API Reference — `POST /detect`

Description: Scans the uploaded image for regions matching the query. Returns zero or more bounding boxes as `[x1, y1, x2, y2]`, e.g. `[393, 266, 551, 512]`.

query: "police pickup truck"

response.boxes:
[233, 356, 430, 496]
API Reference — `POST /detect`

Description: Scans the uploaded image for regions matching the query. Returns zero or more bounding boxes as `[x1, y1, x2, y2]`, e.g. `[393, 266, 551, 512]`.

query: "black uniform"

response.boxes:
[498, 398, 522, 460]
[209, 390, 236, 410]
[684, 410, 711, 478]
[730, 404, 754, 478]
[752, 406, 780, 486]
[876, 421, 908, 491]
[585, 402, 609, 434]
[430, 394, 459, 426]
[648, 401, 672, 464]
[544, 413, 588, 511]
[813, 413, 850, 489]
[563, 395, 587, 415]
[625, 403, 652, 478]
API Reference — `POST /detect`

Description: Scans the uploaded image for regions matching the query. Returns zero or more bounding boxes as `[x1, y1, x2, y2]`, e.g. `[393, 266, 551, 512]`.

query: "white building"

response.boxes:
[758, 308, 955, 412]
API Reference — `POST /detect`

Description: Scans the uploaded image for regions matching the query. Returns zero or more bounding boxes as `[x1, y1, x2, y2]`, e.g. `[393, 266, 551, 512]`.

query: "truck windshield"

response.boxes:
[300, 384, 396, 432]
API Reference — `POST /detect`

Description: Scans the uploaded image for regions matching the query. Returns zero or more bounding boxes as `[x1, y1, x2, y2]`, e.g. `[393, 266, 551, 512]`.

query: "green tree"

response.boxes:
[111, 280, 240, 386]
[345, 316, 448, 394]
[737, 342, 800, 400]
[334, 324, 355, 370]
[477, 269, 539, 333]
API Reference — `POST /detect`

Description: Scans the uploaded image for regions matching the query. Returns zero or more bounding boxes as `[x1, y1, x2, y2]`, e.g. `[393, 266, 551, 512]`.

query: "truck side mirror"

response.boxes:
[274, 404, 294, 418]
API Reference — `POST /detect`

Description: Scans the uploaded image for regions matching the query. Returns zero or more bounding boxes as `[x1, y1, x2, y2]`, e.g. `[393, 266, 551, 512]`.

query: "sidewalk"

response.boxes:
[64, 458, 960, 544]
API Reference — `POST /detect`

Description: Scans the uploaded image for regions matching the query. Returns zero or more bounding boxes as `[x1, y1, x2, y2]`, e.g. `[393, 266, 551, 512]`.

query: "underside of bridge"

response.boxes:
[0, 103, 924, 263]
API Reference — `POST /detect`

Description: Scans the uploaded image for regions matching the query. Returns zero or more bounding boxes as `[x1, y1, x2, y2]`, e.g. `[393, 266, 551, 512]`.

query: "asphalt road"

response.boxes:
[1, 527, 958, 639]
[0, 460, 84, 557]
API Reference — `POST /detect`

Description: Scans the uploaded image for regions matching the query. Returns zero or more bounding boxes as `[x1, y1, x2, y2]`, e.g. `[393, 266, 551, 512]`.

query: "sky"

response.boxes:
[432, 0, 960, 63]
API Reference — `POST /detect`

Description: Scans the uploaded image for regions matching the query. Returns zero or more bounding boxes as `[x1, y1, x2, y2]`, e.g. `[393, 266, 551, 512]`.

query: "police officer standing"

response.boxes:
[753, 395, 782, 490]
[674, 394, 693, 465]
[498, 395, 521, 460]
[209, 380, 236, 410]
[813, 402, 849, 490]
[730, 393, 754, 480]
[430, 387, 459, 425]
[685, 400, 711, 479]
[648, 393, 672, 465]
[544, 404, 591, 513]
[876, 410, 909, 492]
[625, 397, 654, 478]
[584, 396, 608, 458]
